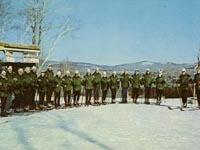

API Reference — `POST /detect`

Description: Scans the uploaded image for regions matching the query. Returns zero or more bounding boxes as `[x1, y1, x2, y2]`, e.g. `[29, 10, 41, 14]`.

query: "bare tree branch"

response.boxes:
[0, 0, 12, 40]
[38, 20, 76, 73]
[4, 0, 77, 71]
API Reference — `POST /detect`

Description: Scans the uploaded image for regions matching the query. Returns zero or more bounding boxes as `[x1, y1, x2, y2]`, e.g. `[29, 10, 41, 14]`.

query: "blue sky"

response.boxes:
[5, 0, 200, 65]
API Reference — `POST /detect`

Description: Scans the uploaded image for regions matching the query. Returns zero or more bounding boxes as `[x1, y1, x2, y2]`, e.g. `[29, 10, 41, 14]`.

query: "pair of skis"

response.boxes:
[6, 106, 55, 117]
[168, 106, 200, 111]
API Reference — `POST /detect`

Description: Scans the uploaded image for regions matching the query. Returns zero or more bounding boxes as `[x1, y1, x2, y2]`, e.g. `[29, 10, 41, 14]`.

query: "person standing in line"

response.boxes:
[130, 69, 142, 103]
[72, 70, 82, 107]
[110, 71, 119, 104]
[142, 69, 154, 104]
[193, 67, 200, 108]
[155, 69, 166, 105]
[176, 68, 192, 108]
[5, 66, 15, 113]
[45, 64, 54, 107]
[120, 70, 130, 103]
[0, 70, 9, 117]
[30, 66, 37, 109]
[62, 70, 72, 107]
[54, 71, 62, 108]
[93, 68, 101, 104]
[13, 68, 25, 112]
[101, 71, 110, 105]
[23, 67, 33, 111]
[37, 71, 48, 109]
[83, 69, 93, 106]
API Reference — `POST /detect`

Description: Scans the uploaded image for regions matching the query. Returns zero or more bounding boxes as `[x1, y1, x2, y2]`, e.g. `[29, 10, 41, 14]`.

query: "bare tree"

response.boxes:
[16, 0, 48, 46]
[14, 0, 77, 72]
[0, 0, 12, 40]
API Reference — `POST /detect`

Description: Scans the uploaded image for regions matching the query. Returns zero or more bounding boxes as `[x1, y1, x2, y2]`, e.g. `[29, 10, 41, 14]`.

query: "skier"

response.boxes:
[120, 70, 130, 103]
[62, 70, 72, 107]
[5, 66, 15, 113]
[83, 69, 93, 106]
[110, 71, 120, 104]
[72, 70, 82, 107]
[45, 64, 54, 107]
[193, 67, 200, 108]
[130, 69, 142, 103]
[155, 69, 166, 105]
[23, 67, 34, 111]
[101, 71, 110, 105]
[0, 70, 9, 117]
[93, 68, 101, 104]
[54, 71, 62, 108]
[142, 69, 154, 104]
[176, 68, 192, 108]
[37, 71, 48, 109]
[30, 66, 37, 109]
[13, 68, 25, 112]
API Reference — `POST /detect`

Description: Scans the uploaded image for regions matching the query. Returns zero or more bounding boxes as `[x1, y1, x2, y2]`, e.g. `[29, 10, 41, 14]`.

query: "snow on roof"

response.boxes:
[0, 41, 40, 52]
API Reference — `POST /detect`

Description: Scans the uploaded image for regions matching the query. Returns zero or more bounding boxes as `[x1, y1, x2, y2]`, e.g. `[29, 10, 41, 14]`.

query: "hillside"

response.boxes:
[44, 60, 195, 77]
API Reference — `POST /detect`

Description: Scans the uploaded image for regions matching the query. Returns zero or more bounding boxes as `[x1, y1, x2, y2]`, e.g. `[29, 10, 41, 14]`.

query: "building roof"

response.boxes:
[0, 41, 40, 52]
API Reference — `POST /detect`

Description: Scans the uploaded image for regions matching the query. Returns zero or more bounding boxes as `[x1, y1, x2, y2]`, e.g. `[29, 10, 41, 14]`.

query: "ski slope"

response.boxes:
[0, 98, 200, 150]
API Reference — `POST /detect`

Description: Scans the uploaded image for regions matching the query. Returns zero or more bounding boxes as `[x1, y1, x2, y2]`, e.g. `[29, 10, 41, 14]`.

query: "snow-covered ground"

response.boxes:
[0, 98, 200, 150]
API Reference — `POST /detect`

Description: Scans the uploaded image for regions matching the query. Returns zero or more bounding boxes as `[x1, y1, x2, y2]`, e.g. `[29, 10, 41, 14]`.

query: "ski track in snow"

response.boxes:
[0, 98, 200, 150]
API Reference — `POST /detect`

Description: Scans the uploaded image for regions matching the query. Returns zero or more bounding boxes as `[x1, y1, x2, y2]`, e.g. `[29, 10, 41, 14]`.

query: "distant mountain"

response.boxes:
[114, 61, 192, 72]
[44, 60, 195, 76]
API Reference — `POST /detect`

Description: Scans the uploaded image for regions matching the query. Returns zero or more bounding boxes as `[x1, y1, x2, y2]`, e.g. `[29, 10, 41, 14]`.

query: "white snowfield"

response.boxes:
[0, 98, 200, 150]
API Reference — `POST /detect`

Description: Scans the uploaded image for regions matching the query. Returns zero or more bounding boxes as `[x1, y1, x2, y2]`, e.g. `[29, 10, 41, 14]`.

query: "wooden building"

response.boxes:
[0, 41, 40, 70]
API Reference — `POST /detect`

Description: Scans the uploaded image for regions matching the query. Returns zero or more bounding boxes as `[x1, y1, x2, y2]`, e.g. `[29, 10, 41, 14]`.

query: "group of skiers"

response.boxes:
[0, 64, 200, 117]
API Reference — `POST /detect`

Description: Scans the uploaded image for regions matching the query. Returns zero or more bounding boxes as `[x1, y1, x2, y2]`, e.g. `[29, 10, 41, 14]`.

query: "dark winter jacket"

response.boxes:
[72, 76, 82, 91]
[110, 75, 120, 89]
[83, 74, 94, 90]
[101, 77, 110, 91]
[23, 72, 33, 90]
[62, 75, 72, 91]
[13, 74, 25, 94]
[142, 73, 154, 88]
[0, 75, 8, 97]
[130, 74, 141, 89]
[120, 73, 130, 88]
[30, 71, 38, 89]
[177, 73, 192, 89]
[54, 75, 63, 93]
[37, 75, 48, 93]
[194, 73, 200, 90]
[93, 72, 101, 87]
[6, 71, 15, 92]
[45, 69, 54, 86]
[155, 75, 166, 90]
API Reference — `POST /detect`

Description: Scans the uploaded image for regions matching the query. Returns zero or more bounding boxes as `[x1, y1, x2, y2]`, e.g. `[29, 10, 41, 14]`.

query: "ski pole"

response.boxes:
[176, 85, 183, 107]
[81, 88, 84, 106]
[193, 83, 197, 107]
